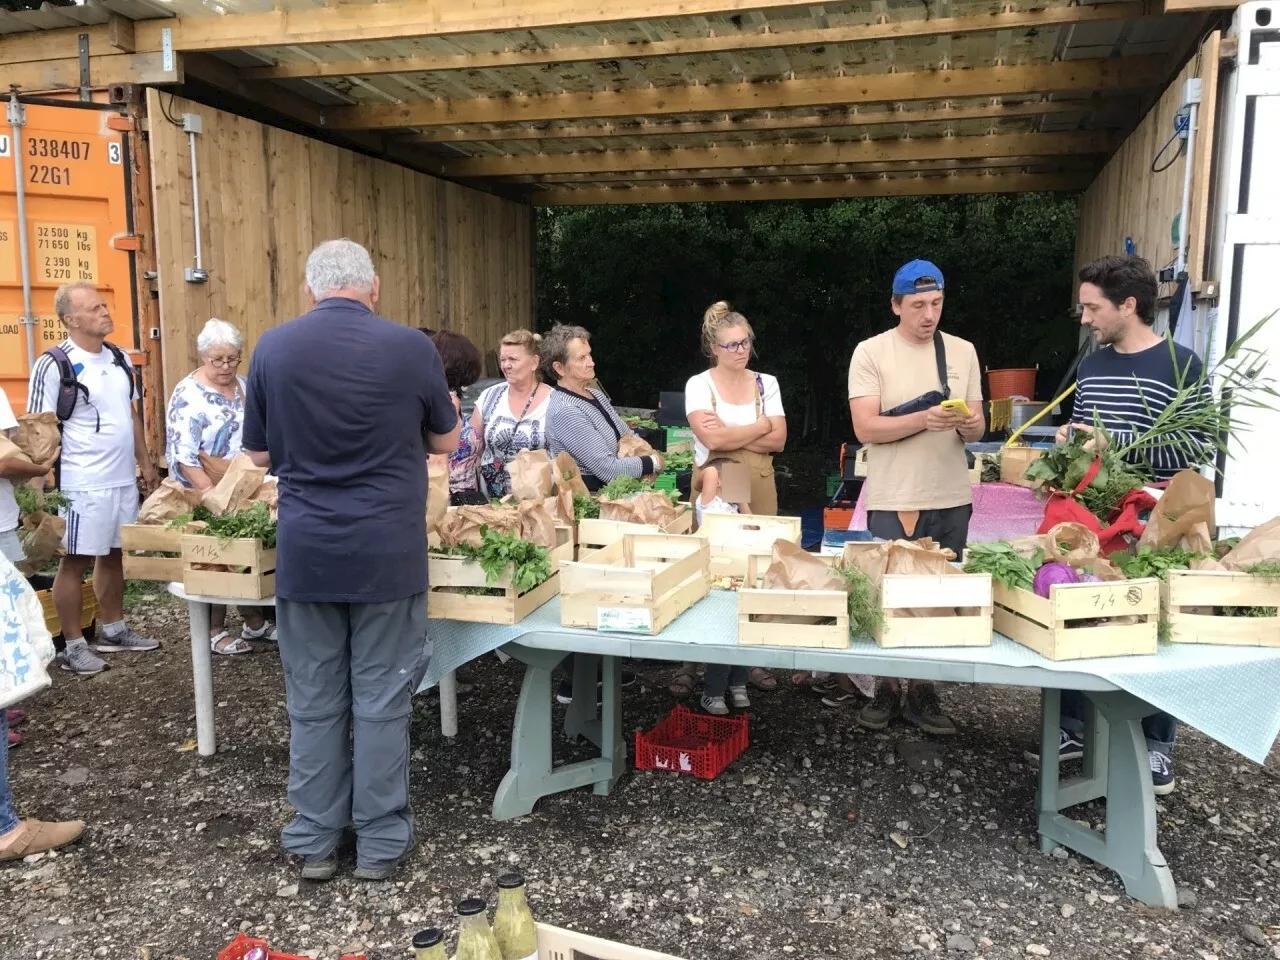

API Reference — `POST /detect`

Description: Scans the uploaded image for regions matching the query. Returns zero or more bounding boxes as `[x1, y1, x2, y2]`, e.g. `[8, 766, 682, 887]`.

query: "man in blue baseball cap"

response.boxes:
[839, 259, 986, 735]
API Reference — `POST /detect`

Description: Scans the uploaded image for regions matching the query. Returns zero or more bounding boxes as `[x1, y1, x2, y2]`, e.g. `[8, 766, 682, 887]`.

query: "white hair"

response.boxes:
[305, 238, 376, 300]
[197, 318, 243, 355]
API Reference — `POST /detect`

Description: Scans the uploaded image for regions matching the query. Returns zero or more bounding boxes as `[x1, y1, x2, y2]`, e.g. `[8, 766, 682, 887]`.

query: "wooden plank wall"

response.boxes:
[1074, 31, 1221, 292]
[146, 91, 532, 399]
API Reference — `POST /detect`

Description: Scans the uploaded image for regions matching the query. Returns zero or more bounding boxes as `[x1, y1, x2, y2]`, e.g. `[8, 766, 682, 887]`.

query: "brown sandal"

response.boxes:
[748, 667, 778, 692]
[0, 819, 85, 862]
[668, 670, 697, 697]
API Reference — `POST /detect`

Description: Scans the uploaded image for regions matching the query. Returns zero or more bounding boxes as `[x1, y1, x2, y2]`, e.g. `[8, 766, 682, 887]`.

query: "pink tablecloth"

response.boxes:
[849, 481, 1045, 544]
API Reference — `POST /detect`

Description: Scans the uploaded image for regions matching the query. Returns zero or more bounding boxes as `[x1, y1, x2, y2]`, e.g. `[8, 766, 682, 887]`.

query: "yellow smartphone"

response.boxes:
[940, 398, 972, 417]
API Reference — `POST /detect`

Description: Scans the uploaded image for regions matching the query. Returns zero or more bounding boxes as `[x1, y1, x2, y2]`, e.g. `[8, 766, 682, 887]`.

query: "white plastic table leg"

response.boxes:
[439, 669, 458, 738]
[187, 599, 215, 757]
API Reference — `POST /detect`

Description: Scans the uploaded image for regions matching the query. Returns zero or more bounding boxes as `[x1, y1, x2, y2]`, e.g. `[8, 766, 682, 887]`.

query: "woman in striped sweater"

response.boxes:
[542, 324, 665, 489]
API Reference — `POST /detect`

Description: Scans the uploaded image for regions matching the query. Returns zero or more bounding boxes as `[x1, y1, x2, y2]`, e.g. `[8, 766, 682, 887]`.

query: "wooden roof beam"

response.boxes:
[431, 130, 1112, 177]
[328, 56, 1162, 129]
[236, 3, 1158, 80]
[121, 0, 868, 54]
[404, 98, 1127, 143]
[532, 171, 1094, 205]
[5, 52, 181, 92]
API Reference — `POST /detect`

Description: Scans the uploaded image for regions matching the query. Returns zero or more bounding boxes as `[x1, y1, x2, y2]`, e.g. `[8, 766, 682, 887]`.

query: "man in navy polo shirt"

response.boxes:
[243, 239, 459, 882]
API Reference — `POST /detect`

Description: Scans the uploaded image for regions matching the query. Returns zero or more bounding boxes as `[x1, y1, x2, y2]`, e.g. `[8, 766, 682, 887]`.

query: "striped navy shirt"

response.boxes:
[545, 386, 654, 488]
[1070, 339, 1212, 481]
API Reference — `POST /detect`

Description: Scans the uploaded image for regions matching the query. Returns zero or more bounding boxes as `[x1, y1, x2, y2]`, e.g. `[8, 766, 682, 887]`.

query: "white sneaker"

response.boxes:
[92, 627, 159, 653]
[728, 685, 751, 710]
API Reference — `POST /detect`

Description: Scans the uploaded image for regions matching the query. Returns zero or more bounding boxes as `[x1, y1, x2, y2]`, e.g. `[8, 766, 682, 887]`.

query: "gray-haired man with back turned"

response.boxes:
[242, 239, 459, 882]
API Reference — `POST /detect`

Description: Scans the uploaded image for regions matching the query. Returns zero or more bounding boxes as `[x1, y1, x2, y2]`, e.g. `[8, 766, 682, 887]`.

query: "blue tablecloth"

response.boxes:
[424, 591, 1280, 764]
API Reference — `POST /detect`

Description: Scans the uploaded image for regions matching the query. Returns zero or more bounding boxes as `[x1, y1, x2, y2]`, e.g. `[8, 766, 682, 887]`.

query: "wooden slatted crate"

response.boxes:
[1162, 569, 1280, 647]
[538, 923, 687, 960]
[842, 543, 993, 648]
[576, 507, 693, 560]
[737, 554, 849, 649]
[121, 524, 184, 582]
[695, 513, 803, 578]
[181, 535, 276, 600]
[560, 533, 710, 634]
[999, 446, 1043, 488]
[428, 527, 573, 625]
[992, 578, 1160, 660]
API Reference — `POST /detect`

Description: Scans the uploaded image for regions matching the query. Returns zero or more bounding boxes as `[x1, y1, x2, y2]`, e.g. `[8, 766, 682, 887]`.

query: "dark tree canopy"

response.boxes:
[535, 194, 1081, 441]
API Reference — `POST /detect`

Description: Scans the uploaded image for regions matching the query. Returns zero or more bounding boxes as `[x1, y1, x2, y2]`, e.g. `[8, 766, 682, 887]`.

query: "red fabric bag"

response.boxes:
[1037, 458, 1156, 557]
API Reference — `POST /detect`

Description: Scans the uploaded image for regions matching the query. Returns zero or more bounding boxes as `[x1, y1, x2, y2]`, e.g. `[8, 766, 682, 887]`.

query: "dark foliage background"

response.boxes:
[535, 194, 1083, 443]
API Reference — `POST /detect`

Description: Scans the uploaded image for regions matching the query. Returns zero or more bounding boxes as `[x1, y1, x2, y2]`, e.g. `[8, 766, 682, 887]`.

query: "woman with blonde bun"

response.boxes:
[670, 300, 787, 706]
[472, 328, 553, 497]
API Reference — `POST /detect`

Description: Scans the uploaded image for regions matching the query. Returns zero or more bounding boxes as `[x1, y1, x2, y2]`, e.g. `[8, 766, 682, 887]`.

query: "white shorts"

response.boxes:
[60, 485, 140, 557]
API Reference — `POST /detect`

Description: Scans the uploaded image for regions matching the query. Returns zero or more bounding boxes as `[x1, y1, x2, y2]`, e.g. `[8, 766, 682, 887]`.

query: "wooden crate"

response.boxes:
[36, 579, 97, 638]
[181, 534, 276, 600]
[576, 507, 693, 560]
[841, 543, 993, 648]
[737, 554, 849, 649]
[1162, 569, 1280, 647]
[560, 533, 710, 634]
[538, 923, 686, 960]
[992, 578, 1160, 660]
[694, 513, 803, 578]
[1000, 445, 1043, 488]
[121, 524, 184, 582]
[428, 528, 573, 625]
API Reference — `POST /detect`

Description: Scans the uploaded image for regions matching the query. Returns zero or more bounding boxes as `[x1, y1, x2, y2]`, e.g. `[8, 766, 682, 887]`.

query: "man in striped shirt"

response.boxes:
[1048, 255, 1209, 796]
[1058, 255, 1212, 480]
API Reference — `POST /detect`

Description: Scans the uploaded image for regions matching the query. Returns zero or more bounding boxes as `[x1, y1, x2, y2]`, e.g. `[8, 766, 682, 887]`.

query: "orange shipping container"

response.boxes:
[0, 98, 140, 415]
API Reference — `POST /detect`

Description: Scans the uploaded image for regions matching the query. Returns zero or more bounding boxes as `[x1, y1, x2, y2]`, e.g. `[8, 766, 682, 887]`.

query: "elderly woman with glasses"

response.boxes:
[669, 300, 787, 708]
[165, 318, 273, 654]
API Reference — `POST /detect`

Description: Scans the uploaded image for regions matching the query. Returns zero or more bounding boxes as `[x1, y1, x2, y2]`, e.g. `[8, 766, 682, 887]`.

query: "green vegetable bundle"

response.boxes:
[622, 415, 660, 431]
[599, 476, 680, 506]
[1112, 546, 1205, 581]
[663, 450, 695, 473]
[168, 502, 277, 548]
[445, 526, 552, 594]
[1021, 425, 1148, 521]
[15, 485, 70, 518]
[962, 542, 1044, 590]
[572, 493, 600, 522]
[832, 560, 883, 637]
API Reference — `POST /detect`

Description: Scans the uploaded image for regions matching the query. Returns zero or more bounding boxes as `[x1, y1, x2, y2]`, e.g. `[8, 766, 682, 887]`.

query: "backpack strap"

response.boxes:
[44, 346, 86, 424]
[102, 341, 137, 400]
[933, 333, 950, 400]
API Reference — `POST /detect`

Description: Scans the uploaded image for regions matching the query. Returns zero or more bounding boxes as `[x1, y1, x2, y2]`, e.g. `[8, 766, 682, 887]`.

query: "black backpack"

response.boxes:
[45, 342, 136, 430]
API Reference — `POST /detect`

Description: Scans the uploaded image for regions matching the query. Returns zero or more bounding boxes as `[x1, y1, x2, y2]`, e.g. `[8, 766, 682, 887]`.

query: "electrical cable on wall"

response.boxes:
[1151, 111, 1190, 173]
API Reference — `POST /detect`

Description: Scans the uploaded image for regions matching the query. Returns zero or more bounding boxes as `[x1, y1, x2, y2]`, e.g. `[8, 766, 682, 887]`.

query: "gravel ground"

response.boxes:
[3, 593, 1280, 960]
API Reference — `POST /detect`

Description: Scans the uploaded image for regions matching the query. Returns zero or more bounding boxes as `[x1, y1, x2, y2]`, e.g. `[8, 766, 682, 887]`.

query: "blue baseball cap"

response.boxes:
[892, 260, 945, 296]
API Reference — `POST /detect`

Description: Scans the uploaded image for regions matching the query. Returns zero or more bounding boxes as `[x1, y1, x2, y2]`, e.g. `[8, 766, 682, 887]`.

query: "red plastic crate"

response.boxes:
[634, 704, 748, 780]
[219, 934, 366, 960]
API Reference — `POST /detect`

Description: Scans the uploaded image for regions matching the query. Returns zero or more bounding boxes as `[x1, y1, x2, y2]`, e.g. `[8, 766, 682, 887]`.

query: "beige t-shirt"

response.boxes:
[847, 329, 983, 512]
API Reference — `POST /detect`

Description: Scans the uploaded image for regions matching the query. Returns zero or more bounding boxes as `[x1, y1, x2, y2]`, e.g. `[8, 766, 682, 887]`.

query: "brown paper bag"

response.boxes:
[517, 499, 560, 549]
[599, 491, 680, 527]
[1221, 516, 1280, 571]
[1043, 522, 1102, 566]
[544, 489, 575, 528]
[198, 453, 231, 485]
[507, 449, 556, 501]
[138, 478, 203, 524]
[0, 436, 31, 464]
[251, 477, 279, 519]
[1138, 469, 1216, 555]
[618, 433, 656, 459]
[14, 413, 60, 465]
[844, 539, 963, 618]
[753, 539, 846, 626]
[201, 453, 266, 516]
[426, 457, 449, 533]
[553, 452, 591, 499]
[436, 505, 524, 549]
[19, 510, 65, 570]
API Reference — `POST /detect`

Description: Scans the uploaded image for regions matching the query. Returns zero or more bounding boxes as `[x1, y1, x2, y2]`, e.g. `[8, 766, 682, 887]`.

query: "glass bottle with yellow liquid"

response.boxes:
[493, 873, 538, 960]
[413, 928, 447, 960]
[453, 898, 504, 960]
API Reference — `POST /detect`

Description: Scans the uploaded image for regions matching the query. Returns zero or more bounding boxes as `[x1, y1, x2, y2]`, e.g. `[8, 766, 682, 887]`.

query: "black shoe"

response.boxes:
[856, 686, 901, 731]
[556, 669, 636, 705]
[1023, 729, 1084, 764]
[904, 684, 956, 736]
[1149, 751, 1176, 796]
[301, 850, 338, 881]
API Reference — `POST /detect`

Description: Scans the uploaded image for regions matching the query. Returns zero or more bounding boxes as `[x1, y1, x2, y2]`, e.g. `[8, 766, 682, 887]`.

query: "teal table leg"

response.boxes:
[1037, 688, 1062, 854]
[1037, 690, 1177, 908]
[593, 654, 626, 796]
[492, 644, 619, 822]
